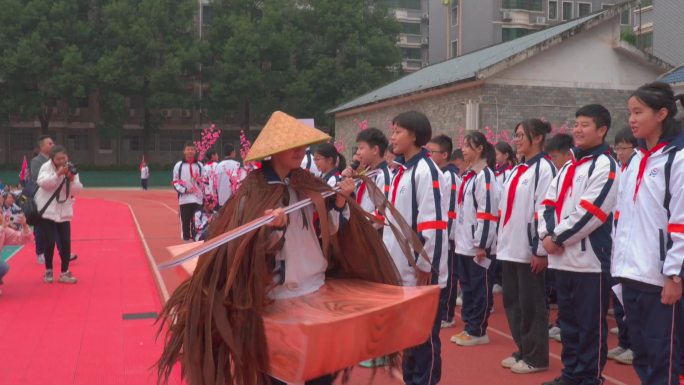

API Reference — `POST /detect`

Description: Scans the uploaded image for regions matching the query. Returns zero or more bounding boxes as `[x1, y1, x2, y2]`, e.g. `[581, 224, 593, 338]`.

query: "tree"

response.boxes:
[0, 0, 93, 133]
[93, 0, 201, 155]
[205, 0, 401, 131]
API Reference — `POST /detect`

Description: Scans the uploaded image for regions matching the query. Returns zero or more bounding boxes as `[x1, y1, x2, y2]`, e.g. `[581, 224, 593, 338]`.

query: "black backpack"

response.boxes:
[19, 178, 67, 226]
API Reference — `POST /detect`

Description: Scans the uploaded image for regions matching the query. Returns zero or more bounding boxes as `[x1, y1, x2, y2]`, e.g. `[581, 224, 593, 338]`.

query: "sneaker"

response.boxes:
[492, 284, 503, 294]
[511, 361, 548, 374]
[613, 349, 634, 365]
[501, 356, 519, 368]
[58, 271, 77, 284]
[451, 332, 489, 346]
[44, 270, 54, 283]
[548, 326, 562, 342]
[542, 377, 572, 385]
[456, 294, 463, 307]
[441, 320, 457, 329]
[359, 357, 388, 368]
[607, 346, 627, 360]
[609, 327, 619, 335]
[69, 254, 78, 261]
[37, 254, 45, 264]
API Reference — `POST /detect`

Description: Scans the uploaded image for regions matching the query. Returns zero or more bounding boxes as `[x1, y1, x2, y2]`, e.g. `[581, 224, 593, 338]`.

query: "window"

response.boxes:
[67, 132, 89, 151]
[562, 2, 573, 20]
[502, 0, 543, 11]
[386, 0, 421, 9]
[401, 47, 422, 60]
[502, 27, 532, 42]
[10, 130, 34, 151]
[401, 22, 421, 35]
[159, 133, 192, 152]
[638, 31, 653, 53]
[578, 3, 591, 17]
[620, 10, 630, 25]
[548, 1, 558, 19]
[451, 40, 458, 58]
[122, 135, 141, 151]
[99, 135, 113, 151]
[640, 0, 652, 7]
[451, 4, 458, 26]
[201, 5, 212, 26]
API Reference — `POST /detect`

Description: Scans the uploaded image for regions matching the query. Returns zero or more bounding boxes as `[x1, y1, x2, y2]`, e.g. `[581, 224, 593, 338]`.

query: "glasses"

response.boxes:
[615, 146, 634, 152]
[514, 133, 526, 140]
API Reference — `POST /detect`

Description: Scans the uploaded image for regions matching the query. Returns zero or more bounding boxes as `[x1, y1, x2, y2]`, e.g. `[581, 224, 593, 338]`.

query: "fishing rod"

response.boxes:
[158, 168, 381, 270]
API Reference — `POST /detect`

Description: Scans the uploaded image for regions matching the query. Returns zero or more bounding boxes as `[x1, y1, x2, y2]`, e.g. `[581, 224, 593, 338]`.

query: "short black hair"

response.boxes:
[392, 111, 432, 147]
[630, 82, 684, 138]
[429, 134, 453, 155]
[463, 131, 496, 169]
[495, 141, 517, 165]
[356, 127, 389, 157]
[576, 104, 612, 138]
[545, 134, 574, 153]
[37, 135, 52, 147]
[184, 141, 196, 150]
[451, 149, 464, 161]
[223, 143, 235, 157]
[614, 127, 637, 147]
[50, 145, 67, 159]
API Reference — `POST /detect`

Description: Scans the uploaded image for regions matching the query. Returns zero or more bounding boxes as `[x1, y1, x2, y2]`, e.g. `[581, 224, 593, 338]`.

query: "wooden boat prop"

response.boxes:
[179, 259, 440, 383]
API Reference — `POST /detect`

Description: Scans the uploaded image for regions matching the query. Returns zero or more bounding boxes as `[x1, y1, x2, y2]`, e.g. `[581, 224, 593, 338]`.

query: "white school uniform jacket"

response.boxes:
[216, 159, 246, 206]
[35, 161, 84, 223]
[537, 144, 618, 273]
[497, 153, 557, 264]
[495, 164, 513, 188]
[260, 164, 350, 300]
[453, 160, 500, 257]
[356, 161, 392, 216]
[382, 148, 448, 288]
[172, 160, 204, 205]
[440, 163, 462, 242]
[140, 166, 150, 180]
[321, 169, 341, 188]
[301, 148, 321, 177]
[612, 135, 684, 287]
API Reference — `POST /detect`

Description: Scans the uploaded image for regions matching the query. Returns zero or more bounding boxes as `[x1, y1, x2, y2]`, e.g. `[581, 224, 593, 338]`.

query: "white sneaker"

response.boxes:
[511, 361, 548, 374]
[441, 320, 457, 329]
[608, 346, 627, 360]
[451, 332, 489, 346]
[501, 356, 519, 368]
[610, 327, 619, 335]
[456, 294, 463, 307]
[37, 254, 45, 264]
[614, 349, 634, 365]
[492, 284, 503, 294]
[548, 326, 562, 342]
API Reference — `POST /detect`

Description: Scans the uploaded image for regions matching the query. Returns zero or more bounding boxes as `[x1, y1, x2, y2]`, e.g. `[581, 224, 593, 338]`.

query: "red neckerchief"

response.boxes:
[187, 159, 196, 179]
[356, 182, 366, 204]
[502, 164, 530, 226]
[555, 156, 593, 221]
[457, 170, 476, 206]
[390, 166, 405, 205]
[634, 142, 668, 202]
[496, 163, 513, 177]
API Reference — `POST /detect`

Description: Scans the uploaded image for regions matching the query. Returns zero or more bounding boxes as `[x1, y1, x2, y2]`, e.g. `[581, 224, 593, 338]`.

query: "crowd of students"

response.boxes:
[300, 81, 683, 385]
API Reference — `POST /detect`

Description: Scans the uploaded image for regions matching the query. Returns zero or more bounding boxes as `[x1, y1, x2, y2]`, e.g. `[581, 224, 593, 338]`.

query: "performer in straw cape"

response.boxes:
[157, 111, 431, 385]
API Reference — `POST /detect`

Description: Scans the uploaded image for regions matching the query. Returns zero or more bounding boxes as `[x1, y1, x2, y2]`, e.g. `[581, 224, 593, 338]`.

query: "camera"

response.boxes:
[67, 162, 79, 175]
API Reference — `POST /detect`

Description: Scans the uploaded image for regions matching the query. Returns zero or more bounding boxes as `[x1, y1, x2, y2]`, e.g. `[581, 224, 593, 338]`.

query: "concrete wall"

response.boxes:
[460, 0, 500, 55]
[653, 0, 684, 65]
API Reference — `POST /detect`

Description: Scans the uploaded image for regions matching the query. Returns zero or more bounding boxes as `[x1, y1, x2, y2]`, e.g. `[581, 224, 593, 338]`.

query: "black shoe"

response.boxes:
[70, 254, 78, 261]
[542, 377, 572, 385]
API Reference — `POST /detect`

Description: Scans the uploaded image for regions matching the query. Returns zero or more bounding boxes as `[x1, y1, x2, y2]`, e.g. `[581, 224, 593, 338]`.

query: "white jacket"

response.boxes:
[321, 169, 341, 188]
[453, 160, 500, 257]
[356, 161, 392, 217]
[382, 149, 448, 288]
[172, 160, 204, 205]
[612, 136, 684, 287]
[216, 159, 246, 206]
[537, 144, 618, 273]
[440, 164, 462, 242]
[497, 153, 557, 264]
[35, 161, 83, 223]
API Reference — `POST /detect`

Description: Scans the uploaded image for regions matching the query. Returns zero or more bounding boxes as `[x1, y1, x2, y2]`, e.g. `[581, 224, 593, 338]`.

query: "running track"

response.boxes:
[0, 188, 639, 385]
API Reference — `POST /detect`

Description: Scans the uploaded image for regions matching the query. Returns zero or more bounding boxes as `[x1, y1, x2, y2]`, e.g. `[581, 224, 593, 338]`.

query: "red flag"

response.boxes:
[140, 155, 146, 171]
[19, 155, 28, 182]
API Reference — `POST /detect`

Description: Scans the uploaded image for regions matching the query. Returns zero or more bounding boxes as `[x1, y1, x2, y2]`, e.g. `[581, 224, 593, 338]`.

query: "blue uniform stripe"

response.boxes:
[425, 159, 444, 284]
[478, 169, 493, 249]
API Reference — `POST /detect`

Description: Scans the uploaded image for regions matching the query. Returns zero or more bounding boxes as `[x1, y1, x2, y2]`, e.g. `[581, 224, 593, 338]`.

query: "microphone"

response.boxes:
[350, 160, 360, 170]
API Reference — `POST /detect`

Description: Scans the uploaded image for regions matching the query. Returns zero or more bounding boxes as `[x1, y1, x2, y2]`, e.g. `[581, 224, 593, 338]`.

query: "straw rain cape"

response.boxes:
[156, 165, 431, 385]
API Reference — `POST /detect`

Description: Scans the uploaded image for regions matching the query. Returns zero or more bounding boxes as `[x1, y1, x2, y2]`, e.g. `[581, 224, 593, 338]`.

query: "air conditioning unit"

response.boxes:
[502, 11, 513, 22]
[421, 37, 429, 44]
[421, 13, 429, 20]
[535, 16, 546, 25]
[69, 108, 80, 116]
[180, 109, 192, 118]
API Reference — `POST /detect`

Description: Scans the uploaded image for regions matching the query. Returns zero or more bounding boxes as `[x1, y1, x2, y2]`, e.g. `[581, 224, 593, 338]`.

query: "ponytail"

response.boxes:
[314, 143, 346, 171]
[464, 131, 496, 170]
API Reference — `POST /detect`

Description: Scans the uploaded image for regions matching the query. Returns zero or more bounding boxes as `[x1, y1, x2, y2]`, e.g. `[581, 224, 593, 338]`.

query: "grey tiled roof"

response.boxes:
[329, 11, 606, 114]
[660, 65, 684, 84]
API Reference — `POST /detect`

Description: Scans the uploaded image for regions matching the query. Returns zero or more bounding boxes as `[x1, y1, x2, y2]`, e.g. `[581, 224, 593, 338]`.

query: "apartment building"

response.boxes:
[632, 0, 684, 65]
[386, 0, 431, 72]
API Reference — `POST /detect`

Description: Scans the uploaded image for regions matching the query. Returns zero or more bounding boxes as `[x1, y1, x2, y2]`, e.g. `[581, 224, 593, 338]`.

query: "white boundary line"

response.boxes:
[1, 245, 24, 262]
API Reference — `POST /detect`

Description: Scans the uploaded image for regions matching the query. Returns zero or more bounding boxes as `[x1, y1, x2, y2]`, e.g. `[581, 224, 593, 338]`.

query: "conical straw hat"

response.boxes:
[244, 111, 330, 162]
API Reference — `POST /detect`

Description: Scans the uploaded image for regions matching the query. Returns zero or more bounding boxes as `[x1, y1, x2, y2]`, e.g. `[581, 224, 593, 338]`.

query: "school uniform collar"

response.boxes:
[571, 143, 610, 161]
[468, 159, 488, 174]
[262, 161, 288, 185]
[373, 160, 388, 171]
[520, 152, 548, 167]
[322, 168, 340, 182]
[441, 163, 459, 174]
[395, 148, 429, 170]
[637, 133, 684, 153]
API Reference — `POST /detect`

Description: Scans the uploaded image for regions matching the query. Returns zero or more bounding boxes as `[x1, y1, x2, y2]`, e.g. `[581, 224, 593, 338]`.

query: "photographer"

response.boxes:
[2, 192, 22, 231]
[0, 213, 33, 296]
[35, 146, 83, 284]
